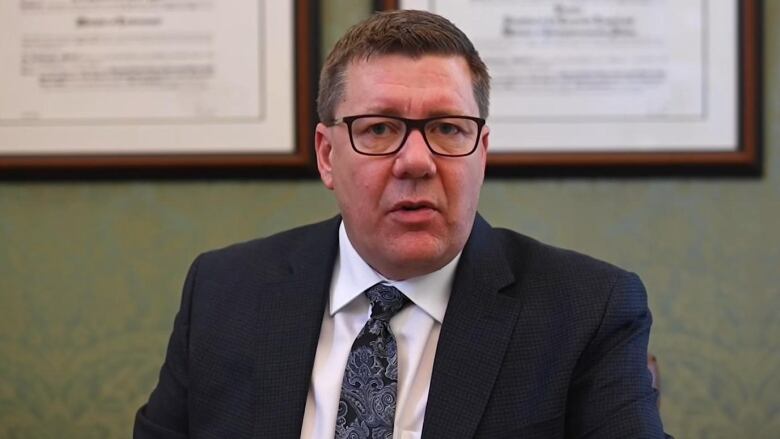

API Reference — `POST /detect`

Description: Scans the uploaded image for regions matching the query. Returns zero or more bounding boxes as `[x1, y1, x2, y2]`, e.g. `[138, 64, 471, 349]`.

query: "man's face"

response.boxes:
[315, 54, 489, 280]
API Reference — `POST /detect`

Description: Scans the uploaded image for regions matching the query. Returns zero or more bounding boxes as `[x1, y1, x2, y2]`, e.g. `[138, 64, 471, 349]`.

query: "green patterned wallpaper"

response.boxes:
[1, 2, 779, 438]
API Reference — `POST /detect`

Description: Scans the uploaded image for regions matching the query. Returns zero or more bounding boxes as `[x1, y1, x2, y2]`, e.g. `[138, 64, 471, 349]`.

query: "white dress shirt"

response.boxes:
[300, 222, 459, 439]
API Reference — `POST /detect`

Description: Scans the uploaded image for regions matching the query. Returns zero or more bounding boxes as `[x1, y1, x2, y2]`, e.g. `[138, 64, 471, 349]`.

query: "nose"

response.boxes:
[392, 128, 437, 179]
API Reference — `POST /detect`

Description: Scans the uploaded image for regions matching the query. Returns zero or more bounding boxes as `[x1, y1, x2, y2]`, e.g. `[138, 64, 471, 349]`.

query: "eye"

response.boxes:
[436, 123, 461, 135]
[430, 121, 464, 136]
[353, 117, 403, 138]
[369, 123, 391, 136]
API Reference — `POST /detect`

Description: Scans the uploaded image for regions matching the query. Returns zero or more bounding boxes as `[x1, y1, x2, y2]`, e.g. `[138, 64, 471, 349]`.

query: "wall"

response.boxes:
[1, 1, 778, 437]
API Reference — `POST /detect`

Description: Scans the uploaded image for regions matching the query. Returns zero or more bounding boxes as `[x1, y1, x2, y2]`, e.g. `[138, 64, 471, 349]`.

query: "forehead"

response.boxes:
[339, 54, 478, 117]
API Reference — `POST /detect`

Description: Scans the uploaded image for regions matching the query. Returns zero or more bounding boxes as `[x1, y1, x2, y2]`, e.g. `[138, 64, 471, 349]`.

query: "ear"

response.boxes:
[315, 123, 335, 190]
[478, 124, 490, 171]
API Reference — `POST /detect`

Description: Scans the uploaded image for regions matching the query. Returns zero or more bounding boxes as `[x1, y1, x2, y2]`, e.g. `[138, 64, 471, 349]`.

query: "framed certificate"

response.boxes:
[388, 0, 761, 175]
[0, 1, 318, 174]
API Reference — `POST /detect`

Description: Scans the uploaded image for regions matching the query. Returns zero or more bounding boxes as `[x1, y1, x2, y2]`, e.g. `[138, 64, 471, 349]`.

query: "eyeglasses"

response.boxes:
[326, 114, 486, 157]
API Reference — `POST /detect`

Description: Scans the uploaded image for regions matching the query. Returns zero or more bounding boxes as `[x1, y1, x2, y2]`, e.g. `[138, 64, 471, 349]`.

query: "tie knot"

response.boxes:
[365, 284, 409, 322]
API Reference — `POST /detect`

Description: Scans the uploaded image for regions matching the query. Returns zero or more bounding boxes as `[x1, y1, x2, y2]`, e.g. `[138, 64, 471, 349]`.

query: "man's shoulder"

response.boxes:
[194, 216, 341, 279]
[484, 223, 646, 327]
[494, 226, 627, 272]
[488, 225, 638, 295]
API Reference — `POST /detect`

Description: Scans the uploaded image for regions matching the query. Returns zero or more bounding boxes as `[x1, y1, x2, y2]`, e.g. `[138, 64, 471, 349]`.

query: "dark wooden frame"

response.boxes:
[380, 0, 762, 176]
[0, 0, 319, 175]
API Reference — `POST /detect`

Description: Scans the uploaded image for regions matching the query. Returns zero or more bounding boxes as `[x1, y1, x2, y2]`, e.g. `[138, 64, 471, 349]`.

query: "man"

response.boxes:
[135, 10, 669, 438]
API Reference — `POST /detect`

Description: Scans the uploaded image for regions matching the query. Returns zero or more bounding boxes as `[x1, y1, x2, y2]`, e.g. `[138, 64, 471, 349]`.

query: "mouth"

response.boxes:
[387, 200, 439, 224]
[391, 200, 437, 212]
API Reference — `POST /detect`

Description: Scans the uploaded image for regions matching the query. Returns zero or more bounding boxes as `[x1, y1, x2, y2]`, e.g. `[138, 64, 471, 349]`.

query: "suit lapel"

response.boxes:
[422, 215, 524, 439]
[252, 217, 341, 438]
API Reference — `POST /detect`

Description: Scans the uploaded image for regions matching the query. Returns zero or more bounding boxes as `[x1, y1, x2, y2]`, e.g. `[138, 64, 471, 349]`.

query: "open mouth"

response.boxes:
[390, 201, 437, 223]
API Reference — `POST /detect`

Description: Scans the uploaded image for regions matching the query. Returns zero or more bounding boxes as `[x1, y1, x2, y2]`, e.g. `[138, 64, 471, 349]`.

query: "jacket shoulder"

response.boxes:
[494, 227, 631, 273]
[194, 216, 340, 281]
[490, 227, 639, 300]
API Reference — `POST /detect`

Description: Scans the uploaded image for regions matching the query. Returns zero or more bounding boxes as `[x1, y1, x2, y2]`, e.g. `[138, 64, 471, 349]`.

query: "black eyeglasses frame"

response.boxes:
[326, 114, 486, 157]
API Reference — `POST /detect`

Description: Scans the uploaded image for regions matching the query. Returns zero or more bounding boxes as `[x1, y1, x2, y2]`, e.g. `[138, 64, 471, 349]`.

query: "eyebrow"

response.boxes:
[363, 106, 470, 118]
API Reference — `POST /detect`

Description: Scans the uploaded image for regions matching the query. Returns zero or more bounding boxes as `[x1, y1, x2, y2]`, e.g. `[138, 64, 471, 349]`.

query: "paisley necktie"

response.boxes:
[335, 284, 410, 439]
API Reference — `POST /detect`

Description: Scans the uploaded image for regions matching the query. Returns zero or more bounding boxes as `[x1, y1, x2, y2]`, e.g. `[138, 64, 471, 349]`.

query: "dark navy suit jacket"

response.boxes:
[134, 214, 668, 438]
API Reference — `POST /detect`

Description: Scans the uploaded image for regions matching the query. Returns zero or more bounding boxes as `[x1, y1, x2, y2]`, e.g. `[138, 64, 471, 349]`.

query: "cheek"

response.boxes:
[334, 161, 386, 211]
[444, 163, 484, 210]
[331, 151, 359, 191]
[465, 159, 486, 206]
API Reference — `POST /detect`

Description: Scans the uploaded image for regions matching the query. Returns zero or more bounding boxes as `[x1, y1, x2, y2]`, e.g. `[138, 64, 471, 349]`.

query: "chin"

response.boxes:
[382, 240, 453, 279]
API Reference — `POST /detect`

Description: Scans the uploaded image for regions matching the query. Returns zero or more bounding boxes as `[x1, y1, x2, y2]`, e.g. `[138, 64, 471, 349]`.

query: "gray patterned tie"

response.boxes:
[334, 284, 410, 439]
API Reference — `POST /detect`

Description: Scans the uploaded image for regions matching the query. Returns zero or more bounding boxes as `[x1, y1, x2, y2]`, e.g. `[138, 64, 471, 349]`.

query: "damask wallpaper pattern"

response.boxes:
[1, 2, 778, 438]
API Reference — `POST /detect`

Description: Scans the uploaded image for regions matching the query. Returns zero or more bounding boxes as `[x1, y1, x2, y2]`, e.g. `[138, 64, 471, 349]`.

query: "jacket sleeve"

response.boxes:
[565, 271, 670, 438]
[133, 256, 200, 439]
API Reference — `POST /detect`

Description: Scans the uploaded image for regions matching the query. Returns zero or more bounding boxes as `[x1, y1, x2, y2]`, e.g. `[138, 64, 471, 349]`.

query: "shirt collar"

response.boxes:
[330, 221, 458, 323]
